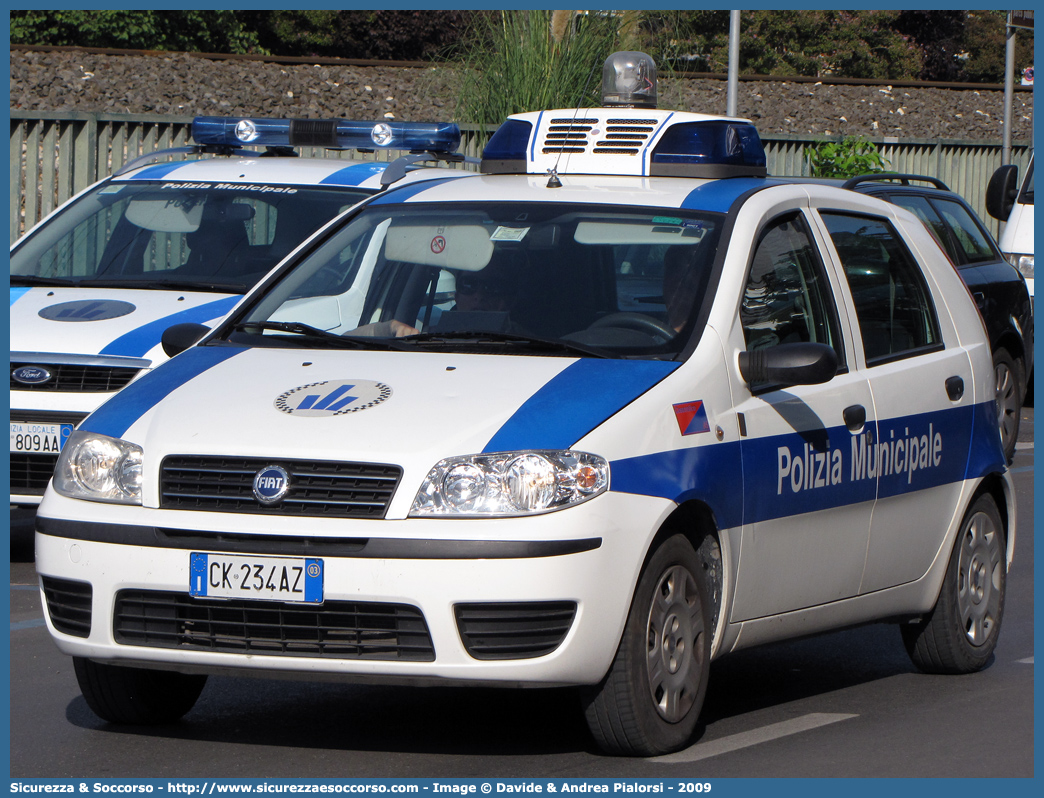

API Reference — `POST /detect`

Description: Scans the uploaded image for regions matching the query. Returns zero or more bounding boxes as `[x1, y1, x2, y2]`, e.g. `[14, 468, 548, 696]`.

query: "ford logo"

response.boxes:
[252, 465, 291, 505]
[12, 366, 53, 385]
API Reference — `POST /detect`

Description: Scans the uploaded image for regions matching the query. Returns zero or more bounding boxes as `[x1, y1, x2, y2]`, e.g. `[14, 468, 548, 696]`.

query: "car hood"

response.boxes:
[9, 286, 241, 362]
[79, 345, 678, 480]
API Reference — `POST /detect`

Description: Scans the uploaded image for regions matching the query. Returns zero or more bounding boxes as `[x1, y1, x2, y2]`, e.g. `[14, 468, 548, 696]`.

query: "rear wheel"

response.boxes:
[74, 657, 207, 724]
[581, 534, 711, 756]
[901, 494, 1006, 674]
[993, 349, 1023, 463]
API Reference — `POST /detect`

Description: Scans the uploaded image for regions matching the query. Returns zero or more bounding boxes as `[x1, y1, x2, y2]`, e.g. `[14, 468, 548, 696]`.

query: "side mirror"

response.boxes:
[161, 322, 210, 357]
[739, 342, 838, 387]
[985, 164, 1019, 221]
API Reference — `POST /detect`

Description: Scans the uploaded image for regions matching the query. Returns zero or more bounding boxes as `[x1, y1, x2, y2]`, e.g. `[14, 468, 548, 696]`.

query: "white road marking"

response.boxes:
[652, 713, 858, 763]
[1017, 657, 1033, 664]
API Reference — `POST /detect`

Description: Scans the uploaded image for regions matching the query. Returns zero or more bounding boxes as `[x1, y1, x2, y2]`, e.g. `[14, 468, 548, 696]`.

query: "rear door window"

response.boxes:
[821, 212, 941, 365]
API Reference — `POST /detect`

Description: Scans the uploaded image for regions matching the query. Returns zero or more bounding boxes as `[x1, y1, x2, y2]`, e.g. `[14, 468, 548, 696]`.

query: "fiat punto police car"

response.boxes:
[10, 117, 463, 509]
[36, 53, 1014, 757]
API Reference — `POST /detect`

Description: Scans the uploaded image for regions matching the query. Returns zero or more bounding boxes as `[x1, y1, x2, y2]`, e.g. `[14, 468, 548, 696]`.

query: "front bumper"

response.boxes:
[35, 490, 673, 686]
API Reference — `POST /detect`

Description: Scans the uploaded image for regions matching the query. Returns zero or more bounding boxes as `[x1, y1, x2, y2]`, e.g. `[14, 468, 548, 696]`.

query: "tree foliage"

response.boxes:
[641, 9, 1031, 83]
[9, 10, 1034, 85]
[240, 11, 473, 61]
[9, 10, 263, 55]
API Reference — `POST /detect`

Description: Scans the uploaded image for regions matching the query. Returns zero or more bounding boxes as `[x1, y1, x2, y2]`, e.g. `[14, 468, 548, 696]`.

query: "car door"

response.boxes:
[816, 210, 975, 593]
[727, 210, 877, 622]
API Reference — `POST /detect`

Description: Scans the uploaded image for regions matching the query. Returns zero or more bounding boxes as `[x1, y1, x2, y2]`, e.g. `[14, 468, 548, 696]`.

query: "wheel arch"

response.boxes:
[972, 472, 1017, 568]
[650, 498, 729, 656]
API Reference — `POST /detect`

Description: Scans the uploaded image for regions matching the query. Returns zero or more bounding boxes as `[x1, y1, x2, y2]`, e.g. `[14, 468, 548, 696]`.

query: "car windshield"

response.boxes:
[10, 180, 370, 293]
[227, 202, 724, 359]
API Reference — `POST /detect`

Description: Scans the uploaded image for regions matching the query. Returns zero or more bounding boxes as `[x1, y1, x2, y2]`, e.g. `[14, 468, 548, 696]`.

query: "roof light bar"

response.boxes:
[650, 122, 766, 177]
[191, 117, 461, 153]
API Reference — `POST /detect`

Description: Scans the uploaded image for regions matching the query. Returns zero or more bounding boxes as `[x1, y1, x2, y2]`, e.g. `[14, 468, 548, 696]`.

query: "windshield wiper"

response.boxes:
[123, 279, 250, 293]
[10, 275, 81, 287]
[398, 330, 610, 358]
[232, 321, 405, 350]
[10, 275, 250, 293]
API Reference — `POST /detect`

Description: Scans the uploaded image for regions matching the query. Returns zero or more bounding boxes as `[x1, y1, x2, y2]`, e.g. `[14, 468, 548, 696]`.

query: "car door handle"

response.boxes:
[946, 376, 965, 401]
[843, 404, 866, 432]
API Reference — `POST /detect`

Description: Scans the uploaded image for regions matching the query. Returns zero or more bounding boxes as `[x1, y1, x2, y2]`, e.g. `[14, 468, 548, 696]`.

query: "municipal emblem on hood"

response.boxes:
[253, 465, 291, 505]
[12, 365, 53, 385]
[38, 299, 136, 322]
[275, 380, 392, 416]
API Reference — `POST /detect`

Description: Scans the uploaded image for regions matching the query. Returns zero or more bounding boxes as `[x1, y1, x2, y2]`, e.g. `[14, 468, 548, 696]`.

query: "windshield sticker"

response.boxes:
[430, 235, 447, 254]
[652, 216, 683, 226]
[159, 182, 298, 194]
[490, 226, 530, 242]
[98, 185, 126, 195]
[275, 380, 392, 417]
[673, 400, 711, 436]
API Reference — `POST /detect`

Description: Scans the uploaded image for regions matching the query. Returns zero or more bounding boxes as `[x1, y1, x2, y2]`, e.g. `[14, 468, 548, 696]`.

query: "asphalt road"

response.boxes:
[8, 409, 1034, 778]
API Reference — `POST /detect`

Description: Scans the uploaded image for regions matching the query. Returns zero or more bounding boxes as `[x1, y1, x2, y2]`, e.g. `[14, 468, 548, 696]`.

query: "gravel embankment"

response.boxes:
[10, 48, 1034, 142]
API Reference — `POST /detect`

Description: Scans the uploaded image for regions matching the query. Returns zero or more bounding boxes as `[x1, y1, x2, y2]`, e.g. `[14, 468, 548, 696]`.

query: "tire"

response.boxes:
[901, 494, 1006, 674]
[73, 657, 207, 725]
[993, 349, 1023, 464]
[581, 534, 711, 756]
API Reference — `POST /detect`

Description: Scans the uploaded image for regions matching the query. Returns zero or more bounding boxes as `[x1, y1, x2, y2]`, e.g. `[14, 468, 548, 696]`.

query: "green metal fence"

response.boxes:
[10, 111, 1032, 244]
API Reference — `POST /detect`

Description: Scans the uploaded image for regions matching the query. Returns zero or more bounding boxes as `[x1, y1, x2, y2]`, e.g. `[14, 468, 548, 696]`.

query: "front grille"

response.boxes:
[455, 601, 577, 660]
[10, 452, 59, 493]
[10, 362, 141, 392]
[114, 590, 434, 660]
[160, 456, 402, 518]
[41, 576, 93, 638]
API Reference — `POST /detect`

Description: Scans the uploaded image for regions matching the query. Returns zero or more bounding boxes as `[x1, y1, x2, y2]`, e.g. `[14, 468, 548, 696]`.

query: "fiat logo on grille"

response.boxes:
[253, 465, 291, 505]
[12, 365, 53, 385]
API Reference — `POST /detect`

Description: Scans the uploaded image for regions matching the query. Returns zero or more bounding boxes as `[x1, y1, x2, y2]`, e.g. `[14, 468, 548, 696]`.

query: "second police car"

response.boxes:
[36, 53, 1014, 757]
[10, 117, 464, 510]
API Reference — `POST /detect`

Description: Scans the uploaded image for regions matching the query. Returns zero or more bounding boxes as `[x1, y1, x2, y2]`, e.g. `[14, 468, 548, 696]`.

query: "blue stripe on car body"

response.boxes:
[609, 401, 1004, 529]
[79, 345, 246, 440]
[482, 359, 680, 453]
[10, 287, 30, 306]
[99, 296, 241, 358]
[680, 178, 786, 213]
[124, 162, 198, 181]
[319, 163, 387, 186]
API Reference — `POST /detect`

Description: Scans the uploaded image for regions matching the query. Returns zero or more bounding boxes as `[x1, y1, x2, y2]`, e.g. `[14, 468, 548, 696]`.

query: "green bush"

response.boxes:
[807, 137, 890, 178]
[454, 10, 621, 128]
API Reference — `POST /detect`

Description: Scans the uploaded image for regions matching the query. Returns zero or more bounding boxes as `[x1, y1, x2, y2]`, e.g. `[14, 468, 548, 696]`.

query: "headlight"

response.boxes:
[52, 430, 143, 505]
[1008, 253, 1033, 280]
[410, 451, 609, 517]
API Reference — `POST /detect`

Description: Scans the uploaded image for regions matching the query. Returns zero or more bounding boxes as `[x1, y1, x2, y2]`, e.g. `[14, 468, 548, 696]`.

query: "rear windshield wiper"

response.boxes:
[232, 321, 406, 350]
[398, 330, 610, 358]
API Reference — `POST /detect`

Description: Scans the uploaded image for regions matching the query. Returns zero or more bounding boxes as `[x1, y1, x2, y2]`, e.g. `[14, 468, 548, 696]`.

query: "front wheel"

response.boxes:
[581, 534, 711, 756]
[901, 494, 1006, 674]
[74, 657, 207, 724]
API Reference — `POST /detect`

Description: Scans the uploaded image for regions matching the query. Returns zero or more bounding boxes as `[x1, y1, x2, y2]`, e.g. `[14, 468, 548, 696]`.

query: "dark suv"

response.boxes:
[837, 175, 1032, 462]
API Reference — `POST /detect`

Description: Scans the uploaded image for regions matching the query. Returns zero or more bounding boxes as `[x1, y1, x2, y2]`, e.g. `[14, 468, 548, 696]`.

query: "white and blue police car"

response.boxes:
[35, 53, 1015, 757]
[10, 117, 465, 510]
